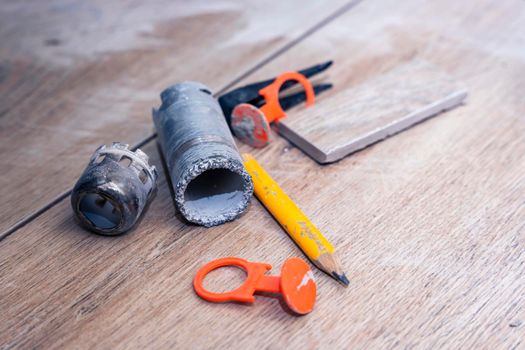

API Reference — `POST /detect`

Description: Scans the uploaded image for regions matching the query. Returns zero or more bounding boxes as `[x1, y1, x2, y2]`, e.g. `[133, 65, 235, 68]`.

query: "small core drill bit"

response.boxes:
[71, 142, 158, 235]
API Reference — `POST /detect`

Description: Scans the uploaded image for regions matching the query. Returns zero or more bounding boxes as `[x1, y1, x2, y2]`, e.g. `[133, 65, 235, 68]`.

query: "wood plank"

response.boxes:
[0, 0, 349, 233]
[277, 60, 468, 163]
[1, 0, 524, 348]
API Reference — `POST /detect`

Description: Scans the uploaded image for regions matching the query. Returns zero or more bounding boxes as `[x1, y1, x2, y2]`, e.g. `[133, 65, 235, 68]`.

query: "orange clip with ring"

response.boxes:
[193, 257, 316, 315]
[231, 72, 316, 148]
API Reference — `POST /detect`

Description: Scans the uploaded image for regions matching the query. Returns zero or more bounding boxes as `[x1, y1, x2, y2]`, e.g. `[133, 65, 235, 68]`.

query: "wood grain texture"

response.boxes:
[0, 0, 348, 233]
[1, 0, 525, 349]
[277, 60, 468, 163]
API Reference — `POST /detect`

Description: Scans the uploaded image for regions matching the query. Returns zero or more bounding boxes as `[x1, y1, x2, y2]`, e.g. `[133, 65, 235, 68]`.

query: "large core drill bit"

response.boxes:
[153, 82, 253, 227]
[71, 142, 158, 235]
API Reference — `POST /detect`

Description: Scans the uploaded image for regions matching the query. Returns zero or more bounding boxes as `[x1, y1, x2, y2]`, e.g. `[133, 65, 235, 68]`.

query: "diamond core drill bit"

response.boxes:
[71, 142, 158, 235]
[153, 82, 253, 227]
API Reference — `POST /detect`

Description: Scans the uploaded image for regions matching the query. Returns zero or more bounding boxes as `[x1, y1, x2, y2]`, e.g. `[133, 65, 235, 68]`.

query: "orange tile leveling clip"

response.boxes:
[193, 257, 317, 315]
[218, 61, 333, 148]
[231, 72, 313, 148]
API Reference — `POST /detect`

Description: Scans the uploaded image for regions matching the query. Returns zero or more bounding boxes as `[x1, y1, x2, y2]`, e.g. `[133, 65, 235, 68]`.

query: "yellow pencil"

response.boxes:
[243, 153, 349, 286]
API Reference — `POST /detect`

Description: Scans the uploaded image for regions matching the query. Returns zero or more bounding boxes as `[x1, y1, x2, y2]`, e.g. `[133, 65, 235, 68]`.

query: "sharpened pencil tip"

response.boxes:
[332, 272, 350, 286]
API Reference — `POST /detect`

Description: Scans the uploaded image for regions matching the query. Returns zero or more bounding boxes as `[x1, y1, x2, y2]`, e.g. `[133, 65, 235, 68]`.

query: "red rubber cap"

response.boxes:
[231, 103, 271, 148]
[280, 257, 316, 314]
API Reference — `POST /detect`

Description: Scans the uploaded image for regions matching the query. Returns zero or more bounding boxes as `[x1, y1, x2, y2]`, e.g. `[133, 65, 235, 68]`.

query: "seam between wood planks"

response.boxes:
[0, 0, 363, 243]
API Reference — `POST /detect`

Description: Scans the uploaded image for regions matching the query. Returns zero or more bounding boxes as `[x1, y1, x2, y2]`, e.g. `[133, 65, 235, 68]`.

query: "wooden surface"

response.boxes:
[0, 0, 348, 234]
[1, 0, 524, 349]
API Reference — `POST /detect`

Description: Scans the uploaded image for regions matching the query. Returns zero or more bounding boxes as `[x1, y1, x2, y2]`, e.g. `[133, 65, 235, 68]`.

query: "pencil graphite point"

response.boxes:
[313, 252, 349, 286]
[332, 272, 350, 287]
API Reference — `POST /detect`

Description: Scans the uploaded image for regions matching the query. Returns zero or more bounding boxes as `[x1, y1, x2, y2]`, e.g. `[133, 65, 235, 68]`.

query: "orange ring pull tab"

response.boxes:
[193, 257, 274, 303]
[258, 71, 315, 123]
[193, 257, 316, 315]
